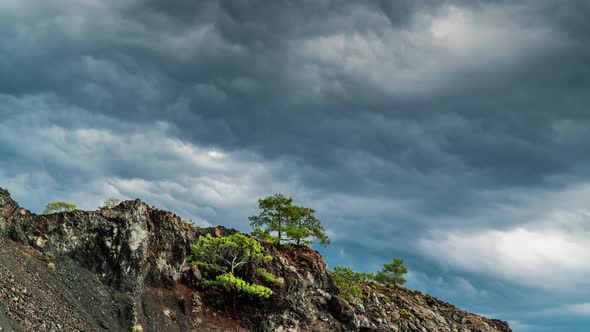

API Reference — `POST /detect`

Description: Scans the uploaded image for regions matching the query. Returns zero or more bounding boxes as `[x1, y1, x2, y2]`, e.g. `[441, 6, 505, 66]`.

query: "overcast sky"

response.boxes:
[1, 1, 590, 331]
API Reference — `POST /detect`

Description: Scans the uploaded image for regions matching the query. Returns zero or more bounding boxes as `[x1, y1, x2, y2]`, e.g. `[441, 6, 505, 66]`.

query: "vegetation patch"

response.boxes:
[42, 201, 76, 214]
[204, 273, 273, 298]
[249, 194, 329, 246]
[189, 233, 275, 298]
[256, 268, 284, 285]
[374, 258, 408, 286]
[330, 266, 372, 303]
[330, 258, 409, 303]
[41, 252, 56, 262]
[131, 325, 143, 332]
[400, 309, 412, 319]
[100, 197, 120, 209]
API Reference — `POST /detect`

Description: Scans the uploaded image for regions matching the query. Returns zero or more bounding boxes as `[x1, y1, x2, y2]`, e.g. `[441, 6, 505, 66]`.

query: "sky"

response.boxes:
[0, 1, 589, 331]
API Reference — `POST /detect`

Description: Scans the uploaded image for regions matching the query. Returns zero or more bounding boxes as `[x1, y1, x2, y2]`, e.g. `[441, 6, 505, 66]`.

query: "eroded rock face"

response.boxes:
[0, 190, 192, 291]
[242, 244, 511, 332]
[244, 244, 341, 331]
[0, 187, 511, 332]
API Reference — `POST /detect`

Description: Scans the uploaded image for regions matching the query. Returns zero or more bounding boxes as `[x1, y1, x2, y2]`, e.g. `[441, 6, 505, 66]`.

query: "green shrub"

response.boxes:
[256, 268, 284, 285]
[400, 309, 411, 319]
[42, 201, 77, 214]
[204, 273, 273, 298]
[190, 233, 274, 298]
[41, 252, 56, 262]
[330, 266, 372, 303]
[131, 325, 143, 332]
[100, 197, 120, 209]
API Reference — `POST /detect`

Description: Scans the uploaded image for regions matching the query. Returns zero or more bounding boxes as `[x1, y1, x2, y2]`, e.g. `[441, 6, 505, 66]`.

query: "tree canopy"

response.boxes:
[42, 201, 77, 214]
[373, 258, 408, 286]
[190, 233, 275, 298]
[100, 197, 120, 209]
[248, 194, 292, 245]
[248, 193, 329, 246]
[191, 233, 271, 275]
[285, 205, 330, 246]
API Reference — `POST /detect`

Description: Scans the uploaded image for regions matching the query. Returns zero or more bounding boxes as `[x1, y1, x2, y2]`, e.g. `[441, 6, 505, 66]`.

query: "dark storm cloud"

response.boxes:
[2, 1, 590, 330]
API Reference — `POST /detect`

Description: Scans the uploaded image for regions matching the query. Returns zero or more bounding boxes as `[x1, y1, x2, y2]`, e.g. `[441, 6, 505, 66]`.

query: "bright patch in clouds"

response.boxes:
[419, 183, 590, 292]
[420, 227, 590, 290]
[567, 303, 590, 316]
[298, 3, 560, 97]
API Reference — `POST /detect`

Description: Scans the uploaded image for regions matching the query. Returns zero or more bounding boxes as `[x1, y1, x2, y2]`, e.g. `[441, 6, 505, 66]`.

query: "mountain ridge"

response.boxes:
[0, 187, 511, 332]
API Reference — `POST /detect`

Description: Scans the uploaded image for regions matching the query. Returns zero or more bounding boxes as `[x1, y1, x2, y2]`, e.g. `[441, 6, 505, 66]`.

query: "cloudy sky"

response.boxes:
[1, 0, 589, 330]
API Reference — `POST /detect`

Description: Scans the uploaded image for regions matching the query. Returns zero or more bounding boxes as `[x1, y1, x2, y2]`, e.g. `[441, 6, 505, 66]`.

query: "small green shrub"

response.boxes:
[256, 268, 284, 285]
[204, 273, 273, 298]
[47, 262, 56, 270]
[131, 325, 143, 332]
[41, 252, 56, 262]
[100, 197, 120, 209]
[338, 284, 362, 303]
[330, 266, 372, 303]
[400, 309, 411, 319]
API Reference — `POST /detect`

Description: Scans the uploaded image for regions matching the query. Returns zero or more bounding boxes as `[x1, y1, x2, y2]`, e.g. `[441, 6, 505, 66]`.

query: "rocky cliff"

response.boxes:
[0, 187, 511, 332]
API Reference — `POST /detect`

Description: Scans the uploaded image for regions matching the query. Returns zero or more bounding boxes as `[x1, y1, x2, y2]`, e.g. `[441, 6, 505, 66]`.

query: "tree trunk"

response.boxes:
[277, 215, 282, 245]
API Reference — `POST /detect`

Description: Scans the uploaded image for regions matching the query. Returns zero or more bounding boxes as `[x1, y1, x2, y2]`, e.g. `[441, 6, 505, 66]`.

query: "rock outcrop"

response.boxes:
[0, 187, 511, 332]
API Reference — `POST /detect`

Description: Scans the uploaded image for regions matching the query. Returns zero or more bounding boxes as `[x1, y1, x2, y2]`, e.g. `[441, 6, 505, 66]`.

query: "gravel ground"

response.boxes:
[0, 238, 130, 332]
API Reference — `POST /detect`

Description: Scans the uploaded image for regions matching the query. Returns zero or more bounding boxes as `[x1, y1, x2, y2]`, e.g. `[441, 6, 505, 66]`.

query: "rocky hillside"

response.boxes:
[0, 187, 511, 332]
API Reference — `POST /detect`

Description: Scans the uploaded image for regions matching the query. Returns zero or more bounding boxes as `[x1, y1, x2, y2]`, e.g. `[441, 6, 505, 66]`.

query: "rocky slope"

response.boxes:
[0, 187, 511, 332]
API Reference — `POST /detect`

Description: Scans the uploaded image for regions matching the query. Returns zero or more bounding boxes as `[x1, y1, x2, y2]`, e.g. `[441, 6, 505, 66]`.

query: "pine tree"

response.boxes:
[374, 258, 408, 286]
[249, 194, 329, 246]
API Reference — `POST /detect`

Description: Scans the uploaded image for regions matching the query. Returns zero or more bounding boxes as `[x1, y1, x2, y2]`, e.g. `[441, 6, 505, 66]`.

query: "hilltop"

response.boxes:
[0, 187, 511, 332]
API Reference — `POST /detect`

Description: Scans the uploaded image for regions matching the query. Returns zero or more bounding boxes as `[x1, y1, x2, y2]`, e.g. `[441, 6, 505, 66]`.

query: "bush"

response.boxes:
[41, 252, 56, 262]
[204, 273, 273, 298]
[330, 266, 372, 303]
[256, 268, 284, 285]
[42, 201, 77, 214]
[100, 197, 120, 209]
[131, 325, 143, 332]
[190, 233, 275, 298]
[400, 309, 411, 319]
[47, 262, 56, 270]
